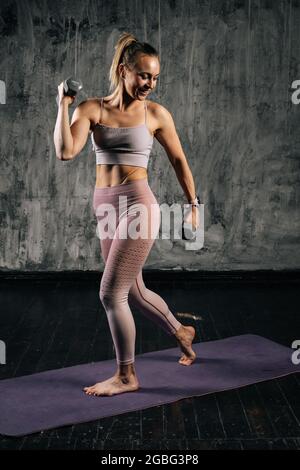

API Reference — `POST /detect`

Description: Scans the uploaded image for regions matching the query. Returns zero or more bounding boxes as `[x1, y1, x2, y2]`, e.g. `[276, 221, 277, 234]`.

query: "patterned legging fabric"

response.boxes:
[93, 178, 182, 365]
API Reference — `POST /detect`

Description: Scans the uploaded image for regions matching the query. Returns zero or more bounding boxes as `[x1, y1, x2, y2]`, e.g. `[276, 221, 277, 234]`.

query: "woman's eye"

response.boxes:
[141, 76, 159, 81]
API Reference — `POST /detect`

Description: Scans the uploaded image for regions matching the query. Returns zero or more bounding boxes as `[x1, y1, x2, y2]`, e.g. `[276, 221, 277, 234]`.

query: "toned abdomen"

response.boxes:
[95, 164, 148, 188]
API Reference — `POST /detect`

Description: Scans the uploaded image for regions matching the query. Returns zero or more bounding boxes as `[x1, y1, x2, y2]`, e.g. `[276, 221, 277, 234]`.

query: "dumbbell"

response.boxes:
[56, 76, 83, 106]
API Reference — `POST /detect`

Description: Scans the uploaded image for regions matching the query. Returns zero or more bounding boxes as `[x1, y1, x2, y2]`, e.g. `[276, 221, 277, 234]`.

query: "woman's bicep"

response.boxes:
[69, 101, 92, 158]
[154, 105, 187, 167]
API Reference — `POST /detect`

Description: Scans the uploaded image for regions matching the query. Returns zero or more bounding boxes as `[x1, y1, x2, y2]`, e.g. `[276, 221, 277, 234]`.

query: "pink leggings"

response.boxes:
[93, 177, 182, 365]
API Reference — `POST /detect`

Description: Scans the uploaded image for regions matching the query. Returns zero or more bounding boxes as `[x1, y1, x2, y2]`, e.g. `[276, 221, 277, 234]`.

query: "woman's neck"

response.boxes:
[106, 88, 140, 112]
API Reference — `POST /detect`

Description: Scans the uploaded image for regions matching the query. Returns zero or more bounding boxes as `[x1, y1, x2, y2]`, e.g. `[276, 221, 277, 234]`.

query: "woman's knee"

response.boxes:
[99, 284, 128, 308]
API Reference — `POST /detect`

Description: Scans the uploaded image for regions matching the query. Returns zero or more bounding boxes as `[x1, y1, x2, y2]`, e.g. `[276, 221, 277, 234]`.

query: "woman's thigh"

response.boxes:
[99, 201, 160, 299]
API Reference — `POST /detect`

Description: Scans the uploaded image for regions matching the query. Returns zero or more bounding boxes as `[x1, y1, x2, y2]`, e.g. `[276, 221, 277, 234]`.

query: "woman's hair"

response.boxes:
[109, 32, 159, 92]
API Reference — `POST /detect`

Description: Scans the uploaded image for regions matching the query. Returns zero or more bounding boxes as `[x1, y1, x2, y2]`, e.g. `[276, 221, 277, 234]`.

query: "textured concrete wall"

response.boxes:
[0, 0, 299, 271]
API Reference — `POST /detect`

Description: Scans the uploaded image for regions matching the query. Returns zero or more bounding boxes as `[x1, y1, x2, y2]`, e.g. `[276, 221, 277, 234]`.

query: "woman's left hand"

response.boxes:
[191, 206, 200, 231]
[184, 205, 200, 231]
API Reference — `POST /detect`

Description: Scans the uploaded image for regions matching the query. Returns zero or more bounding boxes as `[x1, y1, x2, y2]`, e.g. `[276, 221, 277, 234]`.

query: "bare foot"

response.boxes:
[83, 374, 139, 397]
[175, 325, 196, 366]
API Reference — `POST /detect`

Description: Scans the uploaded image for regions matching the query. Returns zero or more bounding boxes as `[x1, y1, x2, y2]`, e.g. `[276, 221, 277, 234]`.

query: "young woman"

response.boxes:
[54, 32, 200, 397]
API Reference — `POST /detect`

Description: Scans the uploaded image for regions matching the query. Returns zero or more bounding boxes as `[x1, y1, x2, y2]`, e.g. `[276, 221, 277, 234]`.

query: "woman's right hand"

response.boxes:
[57, 82, 75, 106]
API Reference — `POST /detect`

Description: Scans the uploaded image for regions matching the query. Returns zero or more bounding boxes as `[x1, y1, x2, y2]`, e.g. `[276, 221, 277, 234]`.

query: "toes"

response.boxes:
[180, 359, 190, 366]
[84, 386, 95, 395]
[178, 354, 195, 366]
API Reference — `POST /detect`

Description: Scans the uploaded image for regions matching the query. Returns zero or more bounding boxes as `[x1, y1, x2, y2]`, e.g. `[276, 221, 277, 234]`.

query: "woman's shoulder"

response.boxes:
[83, 96, 101, 108]
[76, 97, 100, 122]
[76, 97, 100, 112]
[147, 100, 173, 127]
[147, 99, 171, 115]
[153, 100, 171, 113]
[72, 98, 101, 133]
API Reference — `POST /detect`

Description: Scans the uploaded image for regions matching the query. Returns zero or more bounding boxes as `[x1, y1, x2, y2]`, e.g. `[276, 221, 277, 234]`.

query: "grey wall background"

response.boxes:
[0, 0, 299, 272]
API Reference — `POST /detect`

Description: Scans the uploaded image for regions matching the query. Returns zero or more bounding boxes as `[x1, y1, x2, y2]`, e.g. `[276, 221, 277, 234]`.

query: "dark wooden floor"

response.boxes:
[0, 273, 299, 450]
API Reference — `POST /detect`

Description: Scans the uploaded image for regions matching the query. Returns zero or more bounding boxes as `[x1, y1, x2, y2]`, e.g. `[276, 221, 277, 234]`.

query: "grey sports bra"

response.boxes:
[91, 97, 154, 168]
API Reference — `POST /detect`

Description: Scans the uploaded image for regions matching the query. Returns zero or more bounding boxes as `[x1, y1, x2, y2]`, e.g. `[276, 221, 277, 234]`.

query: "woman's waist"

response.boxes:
[93, 176, 157, 212]
[95, 164, 148, 188]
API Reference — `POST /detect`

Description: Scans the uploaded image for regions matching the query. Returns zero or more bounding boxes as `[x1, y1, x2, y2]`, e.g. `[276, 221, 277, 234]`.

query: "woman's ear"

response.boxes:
[119, 63, 126, 80]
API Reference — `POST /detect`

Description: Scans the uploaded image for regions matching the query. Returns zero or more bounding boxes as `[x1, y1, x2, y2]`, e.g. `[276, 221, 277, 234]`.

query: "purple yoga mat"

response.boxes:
[0, 334, 299, 436]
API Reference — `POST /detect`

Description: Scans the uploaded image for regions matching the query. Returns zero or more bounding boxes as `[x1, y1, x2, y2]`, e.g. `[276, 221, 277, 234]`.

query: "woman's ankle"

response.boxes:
[174, 325, 185, 339]
[116, 362, 136, 377]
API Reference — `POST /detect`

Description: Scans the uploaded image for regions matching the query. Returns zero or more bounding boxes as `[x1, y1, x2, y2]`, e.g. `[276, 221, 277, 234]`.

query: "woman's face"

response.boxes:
[122, 54, 160, 100]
